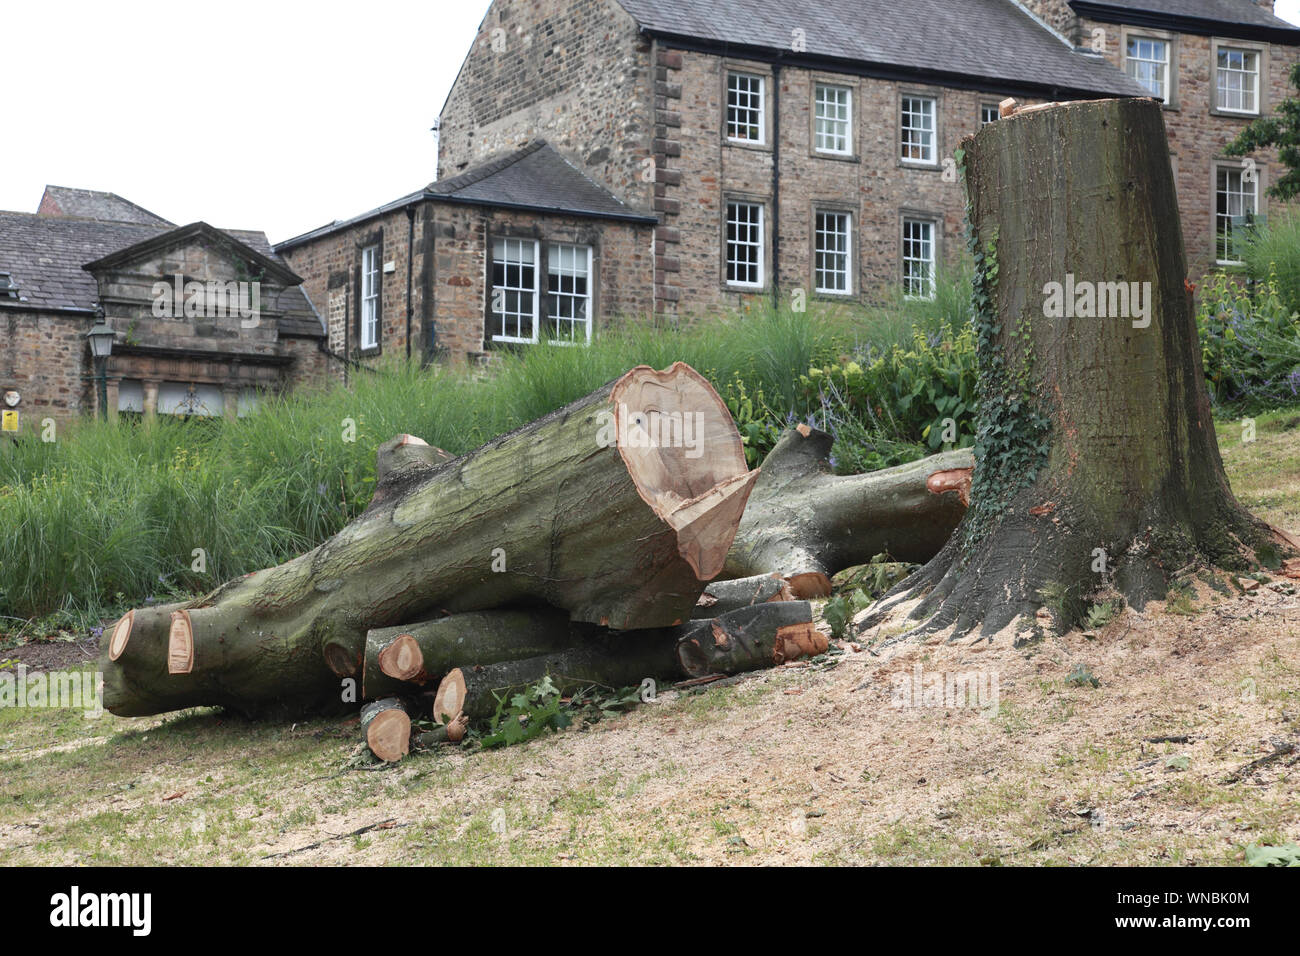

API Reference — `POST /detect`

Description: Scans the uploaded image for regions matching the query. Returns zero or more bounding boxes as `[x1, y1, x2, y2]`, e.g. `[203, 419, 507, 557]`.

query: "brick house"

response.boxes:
[0, 187, 327, 431]
[275, 141, 656, 369]
[1022, 1, 1300, 271]
[433, 0, 1298, 325]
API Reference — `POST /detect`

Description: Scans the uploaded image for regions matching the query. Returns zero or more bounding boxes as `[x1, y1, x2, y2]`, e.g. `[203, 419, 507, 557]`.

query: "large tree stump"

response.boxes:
[863, 97, 1297, 642]
[724, 425, 972, 597]
[100, 363, 758, 717]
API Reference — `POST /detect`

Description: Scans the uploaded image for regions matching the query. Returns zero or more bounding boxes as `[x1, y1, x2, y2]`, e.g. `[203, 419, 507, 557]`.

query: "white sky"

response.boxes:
[1, 0, 1297, 244]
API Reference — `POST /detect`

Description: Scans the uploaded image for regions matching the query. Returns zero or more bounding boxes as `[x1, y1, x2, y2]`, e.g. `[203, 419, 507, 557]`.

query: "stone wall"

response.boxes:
[437, 0, 655, 209]
[0, 309, 91, 432]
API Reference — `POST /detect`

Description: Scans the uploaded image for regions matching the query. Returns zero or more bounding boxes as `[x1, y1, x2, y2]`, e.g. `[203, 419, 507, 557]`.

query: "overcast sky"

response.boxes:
[2, 0, 1297, 244]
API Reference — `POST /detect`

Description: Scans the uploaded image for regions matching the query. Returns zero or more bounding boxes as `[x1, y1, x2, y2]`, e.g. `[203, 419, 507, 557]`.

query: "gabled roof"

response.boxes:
[0, 212, 323, 337]
[614, 0, 1152, 98]
[37, 185, 174, 226]
[83, 221, 303, 286]
[275, 141, 656, 251]
[1069, 0, 1300, 40]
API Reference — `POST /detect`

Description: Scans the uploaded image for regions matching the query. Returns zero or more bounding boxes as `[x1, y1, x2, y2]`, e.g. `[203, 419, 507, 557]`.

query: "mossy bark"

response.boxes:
[865, 97, 1296, 642]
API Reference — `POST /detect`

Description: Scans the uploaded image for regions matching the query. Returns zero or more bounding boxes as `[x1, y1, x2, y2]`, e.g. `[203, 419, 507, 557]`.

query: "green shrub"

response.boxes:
[1196, 270, 1300, 410]
[1242, 212, 1300, 318]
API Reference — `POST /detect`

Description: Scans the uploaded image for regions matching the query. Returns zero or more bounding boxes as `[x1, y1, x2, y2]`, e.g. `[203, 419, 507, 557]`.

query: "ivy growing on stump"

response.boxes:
[863, 98, 1297, 643]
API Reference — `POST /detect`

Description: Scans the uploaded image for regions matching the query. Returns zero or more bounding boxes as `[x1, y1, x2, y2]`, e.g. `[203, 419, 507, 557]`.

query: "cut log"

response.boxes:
[100, 362, 758, 718]
[414, 713, 469, 748]
[691, 573, 794, 618]
[675, 601, 824, 678]
[431, 602, 820, 721]
[723, 425, 972, 596]
[360, 698, 411, 762]
[361, 609, 579, 699]
[429, 629, 684, 723]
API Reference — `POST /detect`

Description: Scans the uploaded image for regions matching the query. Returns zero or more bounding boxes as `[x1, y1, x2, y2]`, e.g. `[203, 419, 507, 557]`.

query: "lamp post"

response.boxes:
[84, 308, 115, 421]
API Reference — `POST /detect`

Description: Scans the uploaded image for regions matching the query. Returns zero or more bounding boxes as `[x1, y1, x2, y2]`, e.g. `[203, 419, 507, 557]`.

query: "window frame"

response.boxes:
[980, 102, 1000, 127]
[725, 70, 767, 147]
[488, 236, 541, 345]
[360, 244, 380, 351]
[899, 93, 939, 168]
[813, 82, 854, 157]
[1211, 38, 1266, 117]
[1122, 28, 1178, 108]
[813, 208, 854, 297]
[543, 241, 594, 346]
[723, 199, 766, 290]
[901, 215, 939, 301]
[486, 236, 597, 347]
[1212, 160, 1263, 267]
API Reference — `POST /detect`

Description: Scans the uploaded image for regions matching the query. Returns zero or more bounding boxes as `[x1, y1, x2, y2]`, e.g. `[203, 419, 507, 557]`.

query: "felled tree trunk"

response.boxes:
[864, 97, 1297, 642]
[430, 601, 820, 721]
[100, 363, 758, 718]
[724, 424, 973, 596]
[361, 609, 578, 699]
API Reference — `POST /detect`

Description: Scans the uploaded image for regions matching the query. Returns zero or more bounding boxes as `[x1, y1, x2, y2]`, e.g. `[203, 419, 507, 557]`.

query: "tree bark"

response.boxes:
[100, 363, 758, 718]
[361, 609, 579, 699]
[864, 97, 1297, 642]
[724, 424, 972, 597]
[691, 573, 794, 618]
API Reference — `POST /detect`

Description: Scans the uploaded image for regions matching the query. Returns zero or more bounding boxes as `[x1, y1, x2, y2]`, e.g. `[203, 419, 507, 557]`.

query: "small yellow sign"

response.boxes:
[1, 409, 18, 433]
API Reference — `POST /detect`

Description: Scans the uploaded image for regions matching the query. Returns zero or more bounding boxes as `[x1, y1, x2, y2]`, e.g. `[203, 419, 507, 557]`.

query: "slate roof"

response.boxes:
[37, 185, 174, 226]
[0, 211, 324, 337]
[614, 0, 1152, 97]
[276, 141, 656, 251]
[1072, 0, 1300, 33]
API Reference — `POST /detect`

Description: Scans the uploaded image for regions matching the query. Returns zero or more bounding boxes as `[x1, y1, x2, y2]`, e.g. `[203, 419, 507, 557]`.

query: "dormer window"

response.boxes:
[0, 272, 18, 299]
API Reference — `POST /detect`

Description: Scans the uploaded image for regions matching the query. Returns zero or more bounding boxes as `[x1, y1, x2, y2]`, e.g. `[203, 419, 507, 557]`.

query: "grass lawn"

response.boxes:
[0, 409, 1297, 865]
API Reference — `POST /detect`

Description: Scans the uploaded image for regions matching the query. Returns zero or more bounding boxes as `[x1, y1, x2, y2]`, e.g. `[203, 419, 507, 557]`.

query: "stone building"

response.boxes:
[434, 0, 1299, 322]
[0, 187, 326, 431]
[275, 141, 656, 368]
[1022, 0, 1300, 270]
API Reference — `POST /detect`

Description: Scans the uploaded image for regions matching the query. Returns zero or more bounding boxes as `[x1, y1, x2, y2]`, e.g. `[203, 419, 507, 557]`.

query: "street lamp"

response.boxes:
[84, 308, 115, 421]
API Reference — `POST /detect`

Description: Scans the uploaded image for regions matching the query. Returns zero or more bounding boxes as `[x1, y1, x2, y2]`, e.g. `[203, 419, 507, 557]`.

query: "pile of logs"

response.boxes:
[98, 362, 973, 761]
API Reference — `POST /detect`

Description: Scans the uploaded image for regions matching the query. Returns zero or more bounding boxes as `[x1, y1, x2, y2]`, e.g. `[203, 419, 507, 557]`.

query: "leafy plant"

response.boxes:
[823, 588, 872, 640]
[1197, 269, 1300, 410]
[1065, 663, 1101, 689]
[1245, 841, 1300, 867]
[480, 675, 573, 749]
[1085, 601, 1117, 630]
